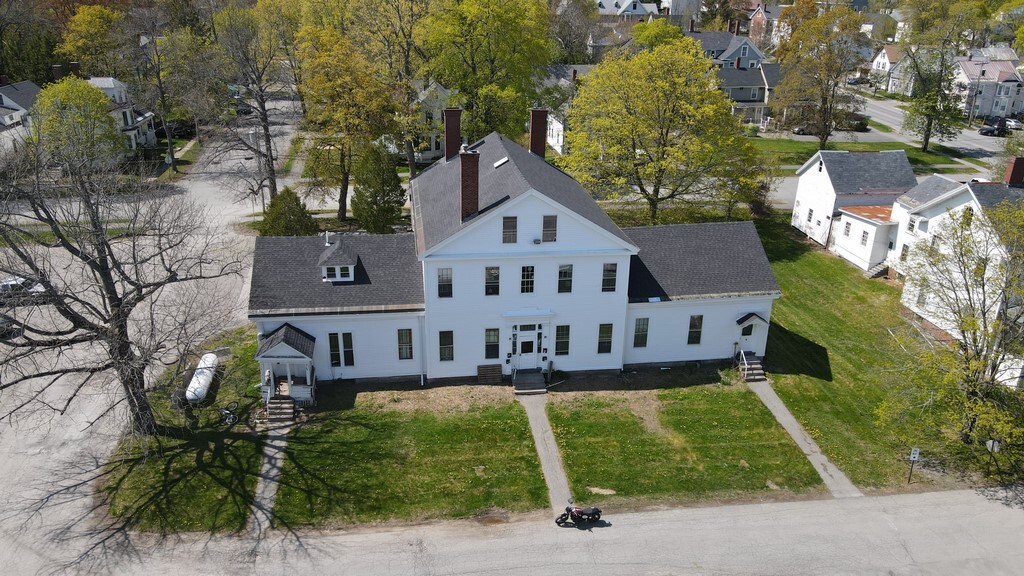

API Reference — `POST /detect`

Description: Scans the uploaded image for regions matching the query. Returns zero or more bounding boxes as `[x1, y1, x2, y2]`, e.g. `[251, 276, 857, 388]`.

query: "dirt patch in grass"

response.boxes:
[357, 383, 513, 414]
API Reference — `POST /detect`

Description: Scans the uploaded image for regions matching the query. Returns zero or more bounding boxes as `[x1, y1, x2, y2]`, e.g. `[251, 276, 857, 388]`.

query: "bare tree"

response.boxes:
[0, 89, 245, 436]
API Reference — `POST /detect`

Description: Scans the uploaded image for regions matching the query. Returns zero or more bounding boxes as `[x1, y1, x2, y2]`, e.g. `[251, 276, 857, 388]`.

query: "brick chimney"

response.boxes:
[1004, 156, 1024, 186]
[52, 64, 64, 81]
[529, 108, 548, 157]
[443, 107, 462, 162]
[460, 146, 480, 220]
[735, 57, 741, 69]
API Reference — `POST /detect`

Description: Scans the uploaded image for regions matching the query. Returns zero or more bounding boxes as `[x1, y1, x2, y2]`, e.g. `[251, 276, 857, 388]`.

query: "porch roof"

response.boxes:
[256, 323, 316, 359]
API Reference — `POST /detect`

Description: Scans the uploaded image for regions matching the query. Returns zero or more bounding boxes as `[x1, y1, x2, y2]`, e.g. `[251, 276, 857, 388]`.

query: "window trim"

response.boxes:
[521, 265, 535, 294]
[687, 315, 703, 345]
[439, 330, 454, 362]
[555, 325, 570, 356]
[597, 323, 613, 354]
[558, 264, 573, 293]
[602, 263, 617, 292]
[485, 266, 500, 296]
[502, 216, 517, 244]
[860, 230, 869, 246]
[398, 328, 413, 360]
[843, 222, 851, 237]
[484, 328, 499, 359]
[329, 332, 341, 367]
[438, 267, 453, 298]
[342, 332, 354, 366]
[633, 317, 649, 348]
[542, 215, 557, 242]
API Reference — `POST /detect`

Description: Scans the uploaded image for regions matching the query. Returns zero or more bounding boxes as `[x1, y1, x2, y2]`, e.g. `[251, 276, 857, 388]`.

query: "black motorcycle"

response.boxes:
[555, 499, 602, 526]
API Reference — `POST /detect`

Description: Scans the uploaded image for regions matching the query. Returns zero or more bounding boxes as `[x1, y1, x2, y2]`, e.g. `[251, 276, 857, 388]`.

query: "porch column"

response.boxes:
[286, 363, 292, 384]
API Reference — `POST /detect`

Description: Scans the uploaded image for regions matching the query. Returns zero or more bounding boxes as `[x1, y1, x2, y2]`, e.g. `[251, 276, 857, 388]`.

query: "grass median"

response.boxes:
[748, 138, 962, 173]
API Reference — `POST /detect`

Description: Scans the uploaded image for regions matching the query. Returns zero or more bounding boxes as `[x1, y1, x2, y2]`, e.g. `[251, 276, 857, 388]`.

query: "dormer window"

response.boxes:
[324, 265, 352, 282]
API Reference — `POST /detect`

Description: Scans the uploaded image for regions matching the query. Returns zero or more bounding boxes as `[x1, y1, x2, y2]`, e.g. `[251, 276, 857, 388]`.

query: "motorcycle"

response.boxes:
[555, 499, 602, 526]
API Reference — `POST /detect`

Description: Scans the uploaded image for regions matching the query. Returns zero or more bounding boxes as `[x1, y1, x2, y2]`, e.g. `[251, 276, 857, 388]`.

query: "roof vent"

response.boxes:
[493, 157, 508, 168]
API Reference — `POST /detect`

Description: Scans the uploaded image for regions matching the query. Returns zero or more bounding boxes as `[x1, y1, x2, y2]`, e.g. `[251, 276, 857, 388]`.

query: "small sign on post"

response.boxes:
[907, 447, 920, 484]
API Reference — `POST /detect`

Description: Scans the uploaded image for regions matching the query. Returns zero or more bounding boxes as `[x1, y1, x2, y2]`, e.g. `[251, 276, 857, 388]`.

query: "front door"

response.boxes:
[517, 324, 539, 370]
[739, 323, 756, 351]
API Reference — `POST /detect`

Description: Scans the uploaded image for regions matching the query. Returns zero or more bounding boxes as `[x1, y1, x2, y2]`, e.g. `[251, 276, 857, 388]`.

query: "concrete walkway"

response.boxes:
[748, 380, 863, 499]
[248, 423, 290, 537]
[517, 395, 573, 513]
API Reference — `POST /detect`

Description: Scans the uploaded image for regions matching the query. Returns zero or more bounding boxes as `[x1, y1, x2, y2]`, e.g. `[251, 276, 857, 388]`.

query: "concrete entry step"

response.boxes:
[513, 371, 546, 395]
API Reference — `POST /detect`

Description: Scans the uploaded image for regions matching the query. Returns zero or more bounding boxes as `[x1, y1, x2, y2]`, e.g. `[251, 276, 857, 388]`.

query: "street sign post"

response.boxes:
[907, 448, 920, 484]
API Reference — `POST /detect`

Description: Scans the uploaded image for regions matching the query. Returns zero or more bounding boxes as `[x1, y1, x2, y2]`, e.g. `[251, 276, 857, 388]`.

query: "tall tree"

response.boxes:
[774, 0, 818, 62]
[881, 200, 1024, 449]
[256, 0, 305, 115]
[214, 4, 285, 200]
[0, 77, 243, 435]
[55, 4, 126, 77]
[351, 143, 405, 233]
[350, 0, 431, 176]
[549, 0, 598, 64]
[123, 6, 181, 170]
[558, 40, 772, 224]
[424, 0, 551, 142]
[297, 25, 396, 220]
[774, 7, 867, 149]
[259, 186, 321, 236]
[900, 0, 982, 152]
[633, 18, 683, 49]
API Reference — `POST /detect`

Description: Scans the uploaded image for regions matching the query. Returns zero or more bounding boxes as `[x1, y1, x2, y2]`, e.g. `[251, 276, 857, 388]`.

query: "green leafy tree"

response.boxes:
[558, 40, 772, 224]
[550, 0, 598, 64]
[774, 7, 867, 150]
[350, 0, 431, 176]
[297, 25, 396, 220]
[351, 144, 405, 234]
[774, 0, 819, 63]
[633, 19, 683, 49]
[33, 76, 124, 167]
[880, 201, 1024, 453]
[2, 77, 243, 436]
[259, 187, 321, 236]
[423, 0, 551, 141]
[900, 1, 982, 151]
[55, 4, 126, 77]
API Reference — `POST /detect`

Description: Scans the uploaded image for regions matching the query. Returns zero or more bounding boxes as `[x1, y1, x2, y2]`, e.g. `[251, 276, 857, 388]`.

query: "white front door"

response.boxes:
[739, 323, 756, 351]
[516, 325, 540, 370]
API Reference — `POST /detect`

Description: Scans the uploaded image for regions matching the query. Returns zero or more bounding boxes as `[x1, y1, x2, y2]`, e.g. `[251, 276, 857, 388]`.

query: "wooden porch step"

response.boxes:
[267, 398, 295, 423]
[477, 364, 504, 385]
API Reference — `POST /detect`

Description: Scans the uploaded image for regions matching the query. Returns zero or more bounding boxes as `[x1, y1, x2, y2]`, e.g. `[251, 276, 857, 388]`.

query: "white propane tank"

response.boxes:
[185, 353, 219, 403]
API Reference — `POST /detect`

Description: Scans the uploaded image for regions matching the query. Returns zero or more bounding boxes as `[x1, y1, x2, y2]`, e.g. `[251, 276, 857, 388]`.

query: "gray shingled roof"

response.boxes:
[317, 234, 359, 266]
[0, 80, 40, 111]
[760, 63, 781, 88]
[249, 234, 424, 316]
[897, 174, 963, 210]
[683, 31, 736, 53]
[717, 66, 765, 88]
[624, 222, 780, 302]
[967, 182, 1024, 210]
[410, 132, 633, 254]
[256, 323, 316, 358]
[802, 150, 918, 195]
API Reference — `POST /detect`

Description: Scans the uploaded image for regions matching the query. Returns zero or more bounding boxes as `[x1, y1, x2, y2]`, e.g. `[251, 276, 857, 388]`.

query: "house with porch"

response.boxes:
[86, 77, 156, 150]
[682, 27, 766, 70]
[248, 108, 782, 405]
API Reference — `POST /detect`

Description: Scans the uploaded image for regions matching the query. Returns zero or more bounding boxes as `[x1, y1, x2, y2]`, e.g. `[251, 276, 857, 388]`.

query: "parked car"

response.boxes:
[982, 116, 1007, 128]
[792, 125, 814, 135]
[155, 120, 196, 139]
[979, 125, 1007, 137]
[0, 276, 44, 306]
[1005, 118, 1023, 130]
[846, 77, 869, 85]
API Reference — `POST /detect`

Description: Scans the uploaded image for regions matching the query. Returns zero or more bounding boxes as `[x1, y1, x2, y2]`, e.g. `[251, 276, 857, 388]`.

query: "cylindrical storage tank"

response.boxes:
[185, 353, 219, 404]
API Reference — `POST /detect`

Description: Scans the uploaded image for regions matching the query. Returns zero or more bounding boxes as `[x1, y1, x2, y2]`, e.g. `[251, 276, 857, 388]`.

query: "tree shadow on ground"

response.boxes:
[550, 363, 729, 393]
[765, 322, 833, 381]
[754, 216, 814, 264]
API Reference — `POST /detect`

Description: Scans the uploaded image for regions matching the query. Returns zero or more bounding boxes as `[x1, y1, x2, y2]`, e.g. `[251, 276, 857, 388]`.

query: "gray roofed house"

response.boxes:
[410, 131, 633, 254]
[256, 323, 316, 359]
[249, 233, 424, 316]
[625, 222, 780, 302]
[683, 30, 766, 69]
[967, 181, 1024, 211]
[897, 174, 963, 209]
[802, 150, 918, 196]
[0, 80, 40, 133]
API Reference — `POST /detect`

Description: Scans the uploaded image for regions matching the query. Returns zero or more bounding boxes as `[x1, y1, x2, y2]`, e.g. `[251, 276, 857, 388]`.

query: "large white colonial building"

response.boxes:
[248, 109, 781, 400]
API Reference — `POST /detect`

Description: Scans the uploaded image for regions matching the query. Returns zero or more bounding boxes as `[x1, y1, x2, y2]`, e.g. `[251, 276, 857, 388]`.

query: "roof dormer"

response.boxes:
[318, 232, 357, 283]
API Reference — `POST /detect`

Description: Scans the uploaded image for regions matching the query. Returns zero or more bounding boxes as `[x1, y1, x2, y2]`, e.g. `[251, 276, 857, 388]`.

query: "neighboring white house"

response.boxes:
[539, 64, 594, 154]
[953, 57, 1024, 119]
[596, 0, 659, 17]
[86, 77, 156, 150]
[249, 108, 781, 399]
[791, 150, 918, 247]
[0, 79, 40, 152]
[870, 44, 903, 86]
[832, 204, 897, 272]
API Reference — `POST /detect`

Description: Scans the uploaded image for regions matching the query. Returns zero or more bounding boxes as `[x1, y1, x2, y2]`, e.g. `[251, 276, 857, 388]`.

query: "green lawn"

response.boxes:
[547, 369, 824, 507]
[272, 388, 547, 527]
[757, 217, 954, 488]
[748, 138, 960, 173]
[103, 327, 264, 532]
[278, 134, 304, 176]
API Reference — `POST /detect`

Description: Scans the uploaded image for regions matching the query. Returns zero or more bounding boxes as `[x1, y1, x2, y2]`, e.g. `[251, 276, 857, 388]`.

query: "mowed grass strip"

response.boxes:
[747, 137, 957, 171]
[104, 327, 264, 532]
[273, 390, 547, 527]
[757, 217, 951, 488]
[548, 378, 823, 506]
